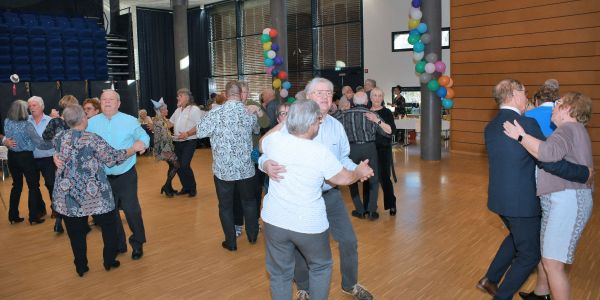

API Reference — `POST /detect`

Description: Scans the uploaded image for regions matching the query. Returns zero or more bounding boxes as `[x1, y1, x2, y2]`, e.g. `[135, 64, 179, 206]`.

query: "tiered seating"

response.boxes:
[0, 11, 108, 82]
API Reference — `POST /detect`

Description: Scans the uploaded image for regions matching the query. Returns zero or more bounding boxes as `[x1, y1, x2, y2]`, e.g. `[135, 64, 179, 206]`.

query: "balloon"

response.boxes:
[410, 7, 420, 17]
[269, 29, 278, 38]
[271, 43, 280, 51]
[438, 75, 450, 87]
[416, 23, 428, 34]
[262, 42, 272, 51]
[280, 89, 288, 98]
[436, 86, 447, 98]
[286, 97, 296, 104]
[413, 41, 425, 52]
[272, 78, 282, 89]
[409, 29, 419, 36]
[425, 62, 436, 74]
[271, 68, 279, 76]
[427, 79, 440, 91]
[407, 34, 420, 45]
[267, 50, 276, 59]
[425, 53, 438, 63]
[413, 51, 424, 61]
[434, 61, 446, 73]
[419, 73, 432, 84]
[274, 56, 283, 65]
[420, 33, 431, 44]
[262, 28, 271, 35]
[260, 34, 271, 43]
[410, 10, 422, 20]
[266, 66, 275, 74]
[264, 58, 274, 67]
[445, 87, 455, 99]
[277, 71, 288, 80]
[415, 60, 426, 74]
[411, 0, 422, 8]
[263, 51, 270, 59]
[442, 98, 454, 109]
[282, 81, 292, 90]
[408, 18, 420, 30]
[446, 77, 454, 88]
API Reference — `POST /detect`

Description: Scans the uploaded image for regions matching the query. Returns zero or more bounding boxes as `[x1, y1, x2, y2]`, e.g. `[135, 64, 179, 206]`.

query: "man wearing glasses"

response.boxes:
[260, 78, 374, 300]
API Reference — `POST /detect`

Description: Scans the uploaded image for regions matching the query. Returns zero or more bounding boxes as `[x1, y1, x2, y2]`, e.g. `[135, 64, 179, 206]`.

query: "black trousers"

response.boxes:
[174, 140, 197, 192]
[233, 164, 263, 226]
[34, 156, 56, 209]
[376, 145, 396, 210]
[107, 167, 146, 252]
[7, 151, 44, 220]
[214, 176, 258, 246]
[348, 143, 379, 213]
[63, 210, 118, 270]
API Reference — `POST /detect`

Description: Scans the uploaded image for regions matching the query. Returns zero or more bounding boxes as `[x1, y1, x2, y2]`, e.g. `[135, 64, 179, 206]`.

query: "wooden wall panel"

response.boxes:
[449, 0, 600, 163]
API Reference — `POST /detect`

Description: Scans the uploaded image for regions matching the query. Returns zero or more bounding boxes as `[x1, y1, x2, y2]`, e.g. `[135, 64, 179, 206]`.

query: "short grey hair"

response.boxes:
[305, 77, 333, 96]
[101, 89, 121, 102]
[225, 80, 242, 99]
[7, 100, 29, 121]
[365, 79, 376, 87]
[287, 99, 320, 135]
[353, 91, 368, 105]
[62, 105, 86, 128]
[493, 79, 524, 105]
[27, 96, 45, 109]
[371, 87, 384, 98]
[341, 86, 353, 94]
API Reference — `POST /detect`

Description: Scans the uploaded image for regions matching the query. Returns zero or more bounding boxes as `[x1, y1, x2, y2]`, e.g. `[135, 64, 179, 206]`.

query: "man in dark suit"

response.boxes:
[477, 79, 590, 300]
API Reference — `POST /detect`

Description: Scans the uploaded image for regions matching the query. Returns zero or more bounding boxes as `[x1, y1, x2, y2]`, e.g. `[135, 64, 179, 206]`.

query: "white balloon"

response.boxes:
[425, 53, 438, 63]
[280, 89, 289, 98]
[262, 28, 271, 35]
[410, 10, 422, 20]
[267, 50, 276, 59]
[413, 51, 424, 61]
[425, 63, 436, 74]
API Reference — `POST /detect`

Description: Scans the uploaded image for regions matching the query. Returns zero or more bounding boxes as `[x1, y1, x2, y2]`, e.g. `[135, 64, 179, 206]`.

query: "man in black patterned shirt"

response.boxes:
[339, 91, 390, 220]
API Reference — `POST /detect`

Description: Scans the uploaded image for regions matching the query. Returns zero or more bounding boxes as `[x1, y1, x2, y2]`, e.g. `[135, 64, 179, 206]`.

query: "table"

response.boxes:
[394, 118, 450, 146]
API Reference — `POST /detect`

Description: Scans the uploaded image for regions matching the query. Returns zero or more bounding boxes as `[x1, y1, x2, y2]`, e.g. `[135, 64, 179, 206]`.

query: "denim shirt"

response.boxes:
[28, 114, 55, 158]
[4, 119, 53, 152]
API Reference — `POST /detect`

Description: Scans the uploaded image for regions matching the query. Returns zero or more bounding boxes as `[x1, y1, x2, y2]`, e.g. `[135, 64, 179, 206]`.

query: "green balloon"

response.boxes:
[287, 97, 296, 104]
[407, 34, 420, 45]
[260, 34, 271, 43]
[427, 79, 440, 91]
[415, 60, 426, 74]
[263, 51, 270, 59]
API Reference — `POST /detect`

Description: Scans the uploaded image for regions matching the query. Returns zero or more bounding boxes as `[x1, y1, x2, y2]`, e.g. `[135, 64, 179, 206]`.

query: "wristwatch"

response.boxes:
[517, 134, 524, 143]
[377, 119, 382, 125]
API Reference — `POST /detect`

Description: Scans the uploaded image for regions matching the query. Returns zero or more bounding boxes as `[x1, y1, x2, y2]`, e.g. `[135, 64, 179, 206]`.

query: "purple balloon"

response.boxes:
[274, 56, 283, 65]
[271, 43, 280, 52]
[411, 0, 421, 8]
[434, 61, 446, 73]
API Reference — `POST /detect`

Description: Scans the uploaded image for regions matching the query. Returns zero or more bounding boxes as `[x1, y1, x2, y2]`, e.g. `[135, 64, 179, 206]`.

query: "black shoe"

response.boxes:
[390, 208, 397, 216]
[160, 185, 175, 198]
[29, 218, 45, 225]
[103, 260, 121, 271]
[367, 211, 379, 220]
[54, 222, 64, 234]
[9, 217, 25, 224]
[176, 189, 189, 196]
[519, 291, 551, 300]
[76, 265, 89, 277]
[188, 190, 197, 197]
[117, 247, 127, 254]
[222, 241, 237, 251]
[131, 248, 143, 260]
[351, 210, 366, 219]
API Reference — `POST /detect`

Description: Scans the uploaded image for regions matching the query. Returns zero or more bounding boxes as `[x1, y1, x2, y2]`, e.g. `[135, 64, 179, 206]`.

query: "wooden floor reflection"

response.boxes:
[0, 145, 598, 299]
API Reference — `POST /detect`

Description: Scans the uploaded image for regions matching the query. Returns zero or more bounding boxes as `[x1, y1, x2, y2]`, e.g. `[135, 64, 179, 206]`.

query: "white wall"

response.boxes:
[363, 0, 450, 103]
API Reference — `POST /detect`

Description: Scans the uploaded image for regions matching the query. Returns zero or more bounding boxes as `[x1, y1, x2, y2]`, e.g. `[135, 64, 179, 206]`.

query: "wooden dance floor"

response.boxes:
[0, 145, 599, 299]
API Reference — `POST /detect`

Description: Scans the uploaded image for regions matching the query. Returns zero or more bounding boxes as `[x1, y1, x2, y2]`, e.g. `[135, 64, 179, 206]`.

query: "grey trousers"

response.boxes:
[264, 223, 332, 300]
[294, 188, 359, 291]
[349, 142, 379, 213]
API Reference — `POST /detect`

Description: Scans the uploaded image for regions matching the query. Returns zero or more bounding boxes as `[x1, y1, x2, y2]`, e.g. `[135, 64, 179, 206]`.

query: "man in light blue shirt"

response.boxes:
[27, 96, 54, 220]
[87, 89, 149, 261]
[259, 78, 374, 300]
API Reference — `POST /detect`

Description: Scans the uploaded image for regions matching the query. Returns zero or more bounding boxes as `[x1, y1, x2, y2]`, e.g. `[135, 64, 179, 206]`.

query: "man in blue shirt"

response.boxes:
[87, 89, 150, 260]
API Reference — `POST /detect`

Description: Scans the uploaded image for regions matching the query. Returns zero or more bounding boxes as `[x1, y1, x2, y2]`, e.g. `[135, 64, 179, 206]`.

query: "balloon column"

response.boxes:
[408, 0, 455, 109]
[261, 28, 295, 103]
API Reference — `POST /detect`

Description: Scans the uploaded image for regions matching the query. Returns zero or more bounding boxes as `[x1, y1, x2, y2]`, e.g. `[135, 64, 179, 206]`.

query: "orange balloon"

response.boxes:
[446, 77, 454, 88]
[445, 87, 455, 99]
[438, 75, 450, 87]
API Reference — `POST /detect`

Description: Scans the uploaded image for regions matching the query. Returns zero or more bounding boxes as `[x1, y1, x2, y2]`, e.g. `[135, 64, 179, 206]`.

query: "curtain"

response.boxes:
[188, 7, 210, 106]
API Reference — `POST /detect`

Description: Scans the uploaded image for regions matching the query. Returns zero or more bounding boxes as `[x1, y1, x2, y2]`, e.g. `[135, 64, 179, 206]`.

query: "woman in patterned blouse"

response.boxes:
[151, 99, 179, 197]
[53, 105, 145, 277]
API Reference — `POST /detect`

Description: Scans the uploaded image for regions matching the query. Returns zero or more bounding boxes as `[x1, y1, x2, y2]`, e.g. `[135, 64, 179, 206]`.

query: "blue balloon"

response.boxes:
[409, 29, 420, 36]
[436, 86, 447, 98]
[417, 23, 428, 34]
[411, 0, 421, 8]
[271, 68, 279, 76]
[271, 43, 280, 52]
[413, 41, 425, 52]
[442, 98, 454, 109]
[264, 58, 274, 67]
[282, 81, 292, 90]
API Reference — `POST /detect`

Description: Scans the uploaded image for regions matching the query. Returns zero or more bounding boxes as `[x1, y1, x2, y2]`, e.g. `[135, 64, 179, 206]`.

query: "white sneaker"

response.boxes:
[341, 284, 373, 300]
[235, 225, 243, 237]
[296, 290, 310, 300]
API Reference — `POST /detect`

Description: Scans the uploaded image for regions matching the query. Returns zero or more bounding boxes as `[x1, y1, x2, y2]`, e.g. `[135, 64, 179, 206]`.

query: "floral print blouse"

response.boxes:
[52, 129, 129, 217]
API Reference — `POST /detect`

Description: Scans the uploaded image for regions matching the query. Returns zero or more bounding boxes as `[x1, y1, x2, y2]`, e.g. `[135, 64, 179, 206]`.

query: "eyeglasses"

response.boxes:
[318, 116, 323, 124]
[277, 111, 288, 116]
[555, 99, 563, 105]
[313, 90, 333, 97]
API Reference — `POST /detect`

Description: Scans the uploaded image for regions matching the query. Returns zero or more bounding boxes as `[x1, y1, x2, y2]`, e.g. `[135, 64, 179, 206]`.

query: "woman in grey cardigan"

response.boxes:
[503, 92, 593, 300]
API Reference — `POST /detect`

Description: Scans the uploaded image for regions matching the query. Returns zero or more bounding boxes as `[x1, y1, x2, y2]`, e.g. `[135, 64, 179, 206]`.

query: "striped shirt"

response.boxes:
[338, 105, 388, 143]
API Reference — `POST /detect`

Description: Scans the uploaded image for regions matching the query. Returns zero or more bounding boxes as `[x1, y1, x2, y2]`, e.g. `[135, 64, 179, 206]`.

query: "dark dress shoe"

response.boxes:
[519, 291, 551, 300]
[476, 277, 498, 296]
[160, 186, 175, 198]
[131, 248, 143, 260]
[367, 211, 379, 220]
[76, 265, 89, 277]
[53, 222, 64, 234]
[222, 241, 237, 251]
[176, 189, 189, 196]
[104, 260, 121, 271]
[390, 208, 397, 216]
[117, 248, 127, 254]
[351, 210, 366, 219]
[188, 190, 197, 197]
[29, 218, 45, 225]
[9, 217, 25, 224]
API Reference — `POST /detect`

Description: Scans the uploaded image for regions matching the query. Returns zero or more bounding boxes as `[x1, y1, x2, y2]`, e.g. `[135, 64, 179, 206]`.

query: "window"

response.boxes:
[208, 1, 238, 93]
[392, 27, 450, 52]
